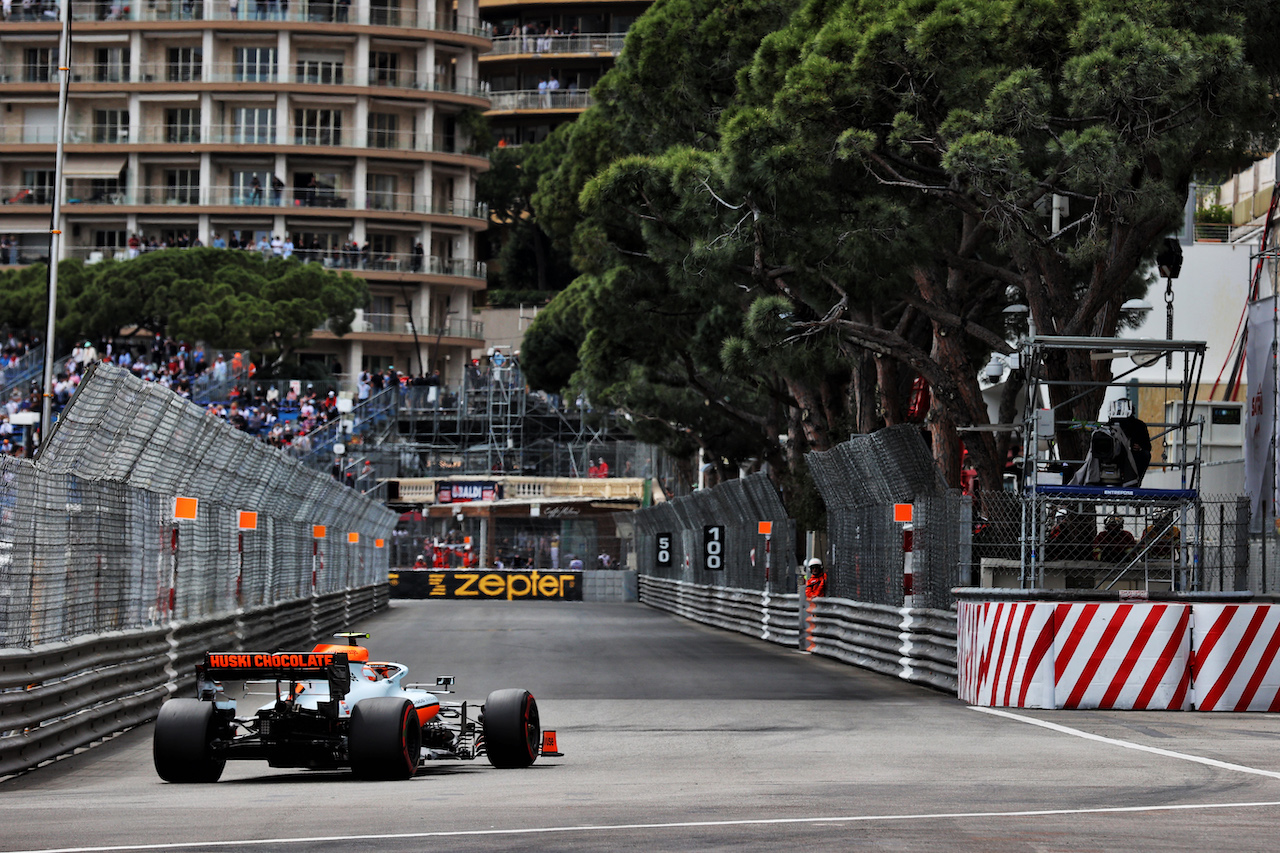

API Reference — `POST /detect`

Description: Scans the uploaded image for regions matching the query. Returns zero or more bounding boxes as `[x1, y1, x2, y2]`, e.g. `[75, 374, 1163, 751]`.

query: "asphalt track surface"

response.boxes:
[6, 601, 1280, 852]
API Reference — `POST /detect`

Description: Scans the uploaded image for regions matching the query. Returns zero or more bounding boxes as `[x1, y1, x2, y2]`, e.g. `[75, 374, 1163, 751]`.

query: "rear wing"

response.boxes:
[198, 651, 352, 699]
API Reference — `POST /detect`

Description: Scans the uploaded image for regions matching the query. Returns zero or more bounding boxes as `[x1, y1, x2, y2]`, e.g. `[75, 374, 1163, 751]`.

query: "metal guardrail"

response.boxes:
[638, 576, 958, 693]
[0, 583, 387, 779]
[806, 597, 957, 693]
[638, 576, 799, 647]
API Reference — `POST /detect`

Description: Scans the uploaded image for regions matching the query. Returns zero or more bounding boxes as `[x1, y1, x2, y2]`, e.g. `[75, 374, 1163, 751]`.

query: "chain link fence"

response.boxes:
[631, 472, 797, 595]
[807, 426, 957, 609]
[0, 362, 397, 648]
[972, 488, 1251, 592]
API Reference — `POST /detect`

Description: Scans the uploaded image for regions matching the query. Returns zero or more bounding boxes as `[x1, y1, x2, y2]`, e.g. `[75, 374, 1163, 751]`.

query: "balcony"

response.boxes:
[486, 89, 592, 112]
[60, 1, 486, 33]
[486, 32, 625, 57]
[0, 123, 485, 158]
[53, 183, 488, 220]
[354, 313, 482, 338]
[61, 245, 487, 282]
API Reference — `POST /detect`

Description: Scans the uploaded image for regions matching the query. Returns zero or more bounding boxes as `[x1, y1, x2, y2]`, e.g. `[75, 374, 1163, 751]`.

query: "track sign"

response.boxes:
[375, 538, 385, 548]
[703, 525, 725, 571]
[656, 533, 673, 567]
[347, 532, 360, 544]
[173, 496, 198, 521]
[758, 521, 773, 536]
[893, 503, 914, 523]
[238, 511, 258, 531]
[313, 525, 327, 539]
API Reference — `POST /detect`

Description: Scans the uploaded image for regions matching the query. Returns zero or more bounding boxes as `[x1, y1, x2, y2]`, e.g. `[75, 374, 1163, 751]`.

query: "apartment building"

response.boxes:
[477, 0, 648, 146]
[0, 0, 491, 383]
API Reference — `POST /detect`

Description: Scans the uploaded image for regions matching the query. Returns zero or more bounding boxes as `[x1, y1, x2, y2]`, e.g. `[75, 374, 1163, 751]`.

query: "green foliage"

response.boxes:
[1197, 203, 1232, 224]
[0, 249, 366, 367]
[519, 0, 1280, 503]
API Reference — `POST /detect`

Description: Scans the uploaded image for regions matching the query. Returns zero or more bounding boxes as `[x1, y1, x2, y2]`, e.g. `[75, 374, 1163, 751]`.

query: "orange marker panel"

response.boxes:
[173, 496, 198, 520]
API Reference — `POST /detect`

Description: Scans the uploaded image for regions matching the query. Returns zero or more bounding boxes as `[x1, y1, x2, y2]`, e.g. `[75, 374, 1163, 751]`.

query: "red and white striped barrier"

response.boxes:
[1052, 602, 1191, 710]
[1192, 604, 1280, 712]
[957, 601, 1055, 708]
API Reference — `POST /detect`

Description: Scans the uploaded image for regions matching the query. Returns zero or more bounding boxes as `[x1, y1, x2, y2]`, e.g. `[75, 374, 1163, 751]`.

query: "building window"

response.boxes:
[93, 110, 129, 143]
[232, 108, 275, 144]
[92, 230, 128, 249]
[367, 113, 399, 149]
[232, 170, 271, 205]
[367, 295, 395, 332]
[21, 170, 55, 204]
[368, 52, 399, 87]
[165, 170, 200, 204]
[234, 47, 277, 82]
[369, 0, 399, 27]
[366, 174, 398, 210]
[294, 109, 342, 146]
[24, 48, 57, 83]
[167, 47, 202, 82]
[165, 108, 201, 143]
[94, 47, 130, 83]
[90, 178, 122, 202]
[296, 58, 344, 84]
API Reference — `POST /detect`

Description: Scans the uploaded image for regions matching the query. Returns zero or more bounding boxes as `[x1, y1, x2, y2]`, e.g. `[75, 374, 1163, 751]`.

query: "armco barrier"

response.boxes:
[805, 597, 958, 693]
[639, 575, 801, 649]
[0, 583, 387, 778]
[639, 576, 956, 691]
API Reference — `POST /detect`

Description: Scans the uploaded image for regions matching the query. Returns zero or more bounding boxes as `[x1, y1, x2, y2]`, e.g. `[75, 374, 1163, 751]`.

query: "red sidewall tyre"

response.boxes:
[349, 697, 422, 780]
[483, 688, 540, 769]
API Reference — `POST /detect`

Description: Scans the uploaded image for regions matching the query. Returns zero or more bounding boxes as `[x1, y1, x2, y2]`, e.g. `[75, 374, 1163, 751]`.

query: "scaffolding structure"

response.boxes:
[1012, 335, 1214, 591]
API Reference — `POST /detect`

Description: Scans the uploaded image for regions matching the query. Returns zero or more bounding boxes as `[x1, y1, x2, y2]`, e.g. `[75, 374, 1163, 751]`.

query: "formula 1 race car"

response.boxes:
[152, 633, 561, 782]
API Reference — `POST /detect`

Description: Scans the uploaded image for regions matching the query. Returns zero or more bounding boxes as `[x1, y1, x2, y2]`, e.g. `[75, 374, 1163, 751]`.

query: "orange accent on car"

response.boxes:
[416, 703, 440, 725]
[311, 643, 369, 662]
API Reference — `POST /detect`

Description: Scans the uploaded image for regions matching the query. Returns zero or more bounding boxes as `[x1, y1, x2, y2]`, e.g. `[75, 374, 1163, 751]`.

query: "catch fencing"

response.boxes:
[630, 466, 958, 692]
[807, 425, 960, 610]
[630, 472, 797, 595]
[0, 361, 398, 648]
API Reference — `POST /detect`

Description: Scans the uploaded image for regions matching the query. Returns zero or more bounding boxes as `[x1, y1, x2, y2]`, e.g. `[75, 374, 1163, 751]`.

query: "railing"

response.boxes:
[356, 314, 482, 338]
[56, 185, 486, 219]
[487, 89, 593, 111]
[60, 246, 487, 280]
[323, 253, 486, 280]
[293, 383, 400, 468]
[1, 123, 483, 156]
[1191, 222, 1266, 244]
[0, 344, 45, 399]
[60, 1, 485, 32]
[488, 32, 625, 57]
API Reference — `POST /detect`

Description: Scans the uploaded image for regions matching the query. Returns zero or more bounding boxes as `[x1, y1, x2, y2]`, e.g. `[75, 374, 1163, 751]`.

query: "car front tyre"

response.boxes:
[482, 688, 540, 769]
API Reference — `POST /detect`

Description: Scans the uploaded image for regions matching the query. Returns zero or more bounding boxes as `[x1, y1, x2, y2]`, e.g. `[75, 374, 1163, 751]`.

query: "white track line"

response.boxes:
[972, 705, 1280, 780]
[11, 801, 1280, 853]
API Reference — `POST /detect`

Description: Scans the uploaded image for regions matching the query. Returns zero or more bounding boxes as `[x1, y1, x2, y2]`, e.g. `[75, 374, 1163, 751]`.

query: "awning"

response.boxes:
[63, 156, 126, 179]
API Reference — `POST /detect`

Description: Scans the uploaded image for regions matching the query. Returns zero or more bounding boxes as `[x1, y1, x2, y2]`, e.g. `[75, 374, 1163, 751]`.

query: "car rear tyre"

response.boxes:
[483, 688, 540, 768]
[153, 698, 226, 783]
[349, 697, 422, 780]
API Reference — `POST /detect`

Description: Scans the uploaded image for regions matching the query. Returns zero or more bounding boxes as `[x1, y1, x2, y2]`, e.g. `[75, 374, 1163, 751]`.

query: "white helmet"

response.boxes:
[806, 558, 823, 569]
[1107, 398, 1133, 420]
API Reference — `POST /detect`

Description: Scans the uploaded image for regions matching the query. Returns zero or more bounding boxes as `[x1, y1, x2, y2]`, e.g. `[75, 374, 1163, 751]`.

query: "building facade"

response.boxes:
[0, 0, 491, 385]
[477, 0, 648, 146]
